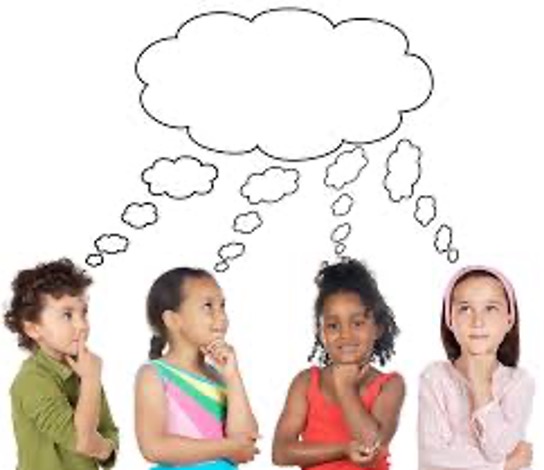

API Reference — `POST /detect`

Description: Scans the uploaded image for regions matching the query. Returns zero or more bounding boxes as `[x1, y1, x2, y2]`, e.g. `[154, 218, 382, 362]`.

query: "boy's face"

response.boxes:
[24, 293, 89, 361]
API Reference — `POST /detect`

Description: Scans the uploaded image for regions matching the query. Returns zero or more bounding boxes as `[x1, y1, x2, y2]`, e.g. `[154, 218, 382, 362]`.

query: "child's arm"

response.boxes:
[419, 371, 507, 470]
[468, 365, 535, 463]
[272, 370, 348, 467]
[204, 340, 259, 439]
[96, 389, 120, 468]
[13, 369, 112, 461]
[65, 337, 114, 461]
[334, 366, 405, 451]
[135, 364, 257, 465]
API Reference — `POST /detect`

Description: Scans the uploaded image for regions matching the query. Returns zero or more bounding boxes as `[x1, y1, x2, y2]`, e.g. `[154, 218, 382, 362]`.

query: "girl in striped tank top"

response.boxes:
[135, 267, 259, 469]
[272, 259, 405, 470]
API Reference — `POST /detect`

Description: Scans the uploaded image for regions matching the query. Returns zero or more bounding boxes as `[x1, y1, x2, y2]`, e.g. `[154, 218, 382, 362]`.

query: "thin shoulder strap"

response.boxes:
[364, 372, 399, 404]
[306, 366, 320, 399]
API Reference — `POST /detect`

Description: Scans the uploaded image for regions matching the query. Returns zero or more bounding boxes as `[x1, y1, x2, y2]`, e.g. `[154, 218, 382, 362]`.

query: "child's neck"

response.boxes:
[164, 341, 206, 373]
[36, 343, 65, 363]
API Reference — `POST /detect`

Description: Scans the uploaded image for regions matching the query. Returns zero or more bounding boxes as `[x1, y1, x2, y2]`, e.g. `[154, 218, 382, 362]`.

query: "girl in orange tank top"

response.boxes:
[272, 259, 405, 470]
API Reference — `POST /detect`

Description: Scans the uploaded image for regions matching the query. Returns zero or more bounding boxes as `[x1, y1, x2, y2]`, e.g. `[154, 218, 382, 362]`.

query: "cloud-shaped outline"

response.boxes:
[135, 7, 435, 162]
[121, 202, 159, 229]
[239, 166, 300, 205]
[93, 233, 130, 255]
[383, 138, 422, 203]
[232, 211, 263, 234]
[141, 156, 219, 201]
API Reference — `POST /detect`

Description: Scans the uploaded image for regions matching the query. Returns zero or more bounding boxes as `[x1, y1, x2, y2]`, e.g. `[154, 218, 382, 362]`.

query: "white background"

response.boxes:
[1, 1, 543, 469]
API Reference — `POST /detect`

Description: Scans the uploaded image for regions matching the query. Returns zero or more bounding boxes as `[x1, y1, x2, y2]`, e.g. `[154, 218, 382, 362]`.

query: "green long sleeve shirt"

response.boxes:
[10, 349, 119, 470]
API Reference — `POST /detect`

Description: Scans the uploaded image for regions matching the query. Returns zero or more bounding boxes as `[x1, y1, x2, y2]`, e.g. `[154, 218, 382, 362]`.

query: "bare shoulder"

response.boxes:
[135, 363, 161, 390]
[381, 372, 405, 397]
[289, 367, 313, 391]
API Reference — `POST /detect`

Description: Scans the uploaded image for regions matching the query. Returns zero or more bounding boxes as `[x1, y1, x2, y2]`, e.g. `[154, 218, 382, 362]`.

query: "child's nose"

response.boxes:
[471, 310, 485, 327]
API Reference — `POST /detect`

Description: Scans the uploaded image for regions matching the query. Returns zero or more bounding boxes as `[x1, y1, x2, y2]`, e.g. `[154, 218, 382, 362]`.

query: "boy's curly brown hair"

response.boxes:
[4, 258, 92, 350]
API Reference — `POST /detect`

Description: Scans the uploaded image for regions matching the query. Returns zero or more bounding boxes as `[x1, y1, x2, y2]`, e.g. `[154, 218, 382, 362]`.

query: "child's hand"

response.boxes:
[224, 434, 260, 463]
[332, 363, 370, 393]
[504, 441, 532, 470]
[201, 339, 239, 379]
[345, 438, 381, 466]
[65, 331, 102, 381]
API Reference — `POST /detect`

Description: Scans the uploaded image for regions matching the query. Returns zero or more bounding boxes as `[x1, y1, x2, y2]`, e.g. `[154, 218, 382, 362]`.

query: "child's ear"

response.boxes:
[22, 320, 41, 341]
[162, 309, 181, 331]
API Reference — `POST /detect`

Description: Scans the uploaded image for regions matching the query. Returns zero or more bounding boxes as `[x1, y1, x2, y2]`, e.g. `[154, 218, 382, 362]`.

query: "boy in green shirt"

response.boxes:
[4, 258, 119, 470]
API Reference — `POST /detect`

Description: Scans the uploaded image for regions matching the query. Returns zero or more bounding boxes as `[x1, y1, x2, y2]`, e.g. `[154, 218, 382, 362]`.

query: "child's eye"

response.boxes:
[63, 311, 73, 320]
[457, 305, 470, 313]
[326, 323, 338, 330]
[486, 305, 498, 312]
[353, 320, 365, 327]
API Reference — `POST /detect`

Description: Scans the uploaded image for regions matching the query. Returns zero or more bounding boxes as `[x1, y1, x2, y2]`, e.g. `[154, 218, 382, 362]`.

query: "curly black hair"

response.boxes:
[308, 258, 399, 366]
[3, 258, 92, 350]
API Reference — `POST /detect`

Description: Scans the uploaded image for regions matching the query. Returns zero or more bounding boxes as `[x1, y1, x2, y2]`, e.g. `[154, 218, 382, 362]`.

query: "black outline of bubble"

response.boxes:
[330, 222, 352, 243]
[447, 247, 460, 264]
[214, 260, 230, 273]
[217, 241, 246, 261]
[334, 242, 347, 256]
[383, 138, 423, 202]
[85, 253, 104, 268]
[232, 211, 263, 234]
[121, 202, 159, 229]
[324, 147, 369, 191]
[135, 7, 435, 162]
[433, 224, 453, 254]
[414, 195, 437, 227]
[239, 166, 300, 205]
[141, 156, 219, 200]
[331, 193, 355, 217]
[93, 233, 130, 255]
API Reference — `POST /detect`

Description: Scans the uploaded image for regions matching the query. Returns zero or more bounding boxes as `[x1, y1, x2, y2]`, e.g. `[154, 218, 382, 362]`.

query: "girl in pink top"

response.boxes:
[273, 258, 405, 470]
[418, 266, 535, 470]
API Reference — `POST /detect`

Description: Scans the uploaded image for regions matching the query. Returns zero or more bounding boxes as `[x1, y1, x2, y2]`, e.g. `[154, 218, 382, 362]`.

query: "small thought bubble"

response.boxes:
[447, 247, 460, 264]
[122, 202, 159, 229]
[414, 195, 437, 227]
[85, 253, 104, 268]
[142, 156, 218, 200]
[331, 193, 354, 217]
[218, 242, 246, 261]
[384, 139, 422, 202]
[240, 167, 299, 205]
[331, 222, 352, 243]
[214, 260, 230, 273]
[334, 242, 347, 256]
[434, 224, 453, 254]
[233, 211, 263, 234]
[324, 147, 368, 191]
[94, 234, 129, 255]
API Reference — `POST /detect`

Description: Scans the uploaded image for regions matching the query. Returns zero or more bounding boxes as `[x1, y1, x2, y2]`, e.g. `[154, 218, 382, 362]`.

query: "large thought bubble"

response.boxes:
[136, 8, 434, 161]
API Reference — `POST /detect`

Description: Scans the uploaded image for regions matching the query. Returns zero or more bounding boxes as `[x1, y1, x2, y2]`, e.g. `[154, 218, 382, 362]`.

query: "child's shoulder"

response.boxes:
[288, 367, 316, 390]
[419, 360, 451, 381]
[10, 354, 55, 397]
[500, 364, 535, 389]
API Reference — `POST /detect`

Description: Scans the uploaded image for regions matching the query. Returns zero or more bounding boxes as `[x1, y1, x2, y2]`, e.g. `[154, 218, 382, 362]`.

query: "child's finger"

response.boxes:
[65, 355, 77, 370]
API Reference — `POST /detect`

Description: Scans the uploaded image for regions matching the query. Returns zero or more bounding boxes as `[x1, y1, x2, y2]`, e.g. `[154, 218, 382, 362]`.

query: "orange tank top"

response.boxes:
[301, 366, 397, 470]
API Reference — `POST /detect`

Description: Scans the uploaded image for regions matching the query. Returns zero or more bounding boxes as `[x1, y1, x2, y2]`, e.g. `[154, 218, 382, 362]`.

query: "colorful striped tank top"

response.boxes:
[150, 359, 237, 470]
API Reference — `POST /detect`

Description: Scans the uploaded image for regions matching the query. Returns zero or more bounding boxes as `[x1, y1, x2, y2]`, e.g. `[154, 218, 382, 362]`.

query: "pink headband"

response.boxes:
[444, 265, 517, 328]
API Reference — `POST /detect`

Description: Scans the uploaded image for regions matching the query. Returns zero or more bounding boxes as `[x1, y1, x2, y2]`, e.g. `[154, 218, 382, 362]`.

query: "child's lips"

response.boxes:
[468, 334, 489, 340]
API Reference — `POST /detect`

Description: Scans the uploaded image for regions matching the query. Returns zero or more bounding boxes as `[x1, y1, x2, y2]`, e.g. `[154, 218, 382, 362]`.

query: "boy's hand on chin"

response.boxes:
[65, 331, 102, 381]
